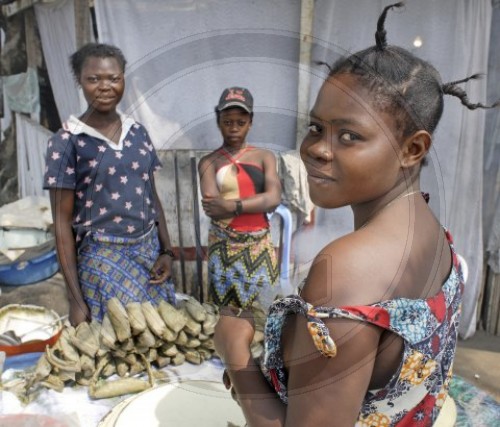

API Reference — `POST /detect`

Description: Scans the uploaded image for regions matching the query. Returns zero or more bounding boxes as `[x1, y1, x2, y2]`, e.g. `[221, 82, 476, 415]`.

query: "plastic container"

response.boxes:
[0, 234, 59, 286]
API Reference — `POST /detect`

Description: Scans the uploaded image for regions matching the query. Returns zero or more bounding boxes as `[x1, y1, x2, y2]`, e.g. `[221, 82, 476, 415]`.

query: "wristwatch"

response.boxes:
[234, 200, 243, 216]
[159, 248, 175, 259]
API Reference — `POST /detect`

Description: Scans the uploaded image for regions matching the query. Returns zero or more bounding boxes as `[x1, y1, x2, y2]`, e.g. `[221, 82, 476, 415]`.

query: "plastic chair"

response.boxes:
[269, 204, 294, 295]
[456, 254, 468, 283]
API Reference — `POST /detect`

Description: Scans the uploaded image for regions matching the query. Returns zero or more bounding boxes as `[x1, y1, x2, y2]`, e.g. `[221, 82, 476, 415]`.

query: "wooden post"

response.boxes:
[295, 0, 314, 149]
[191, 157, 204, 302]
[24, 8, 39, 69]
[482, 265, 500, 335]
[174, 152, 187, 292]
[74, 0, 91, 49]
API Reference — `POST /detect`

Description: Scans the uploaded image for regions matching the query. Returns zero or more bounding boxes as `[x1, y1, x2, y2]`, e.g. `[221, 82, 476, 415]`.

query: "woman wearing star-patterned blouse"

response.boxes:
[44, 43, 176, 326]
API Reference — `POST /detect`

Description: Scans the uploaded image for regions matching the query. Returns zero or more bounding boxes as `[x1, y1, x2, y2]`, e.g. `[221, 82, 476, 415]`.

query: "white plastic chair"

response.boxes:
[268, 204, 294, 295]
[456, 254, 468, 283]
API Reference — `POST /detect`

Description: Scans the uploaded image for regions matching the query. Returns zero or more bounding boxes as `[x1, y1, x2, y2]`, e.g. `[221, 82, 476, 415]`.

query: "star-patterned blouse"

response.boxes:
[43, 115, 161, 246]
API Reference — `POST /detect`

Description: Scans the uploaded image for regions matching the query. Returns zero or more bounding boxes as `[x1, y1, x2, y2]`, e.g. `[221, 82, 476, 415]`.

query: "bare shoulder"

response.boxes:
[301, 229, 399, 307]
[246, 146, 275, 159]
[252, 148, 278, 171]
[260, 147, 277, 160]
[198, 150, 220, 171]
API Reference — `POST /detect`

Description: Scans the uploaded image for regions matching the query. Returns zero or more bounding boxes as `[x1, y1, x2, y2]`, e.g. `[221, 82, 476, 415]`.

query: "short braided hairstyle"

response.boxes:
[70, 43, 127, 82]
[322, 2, 498, 139]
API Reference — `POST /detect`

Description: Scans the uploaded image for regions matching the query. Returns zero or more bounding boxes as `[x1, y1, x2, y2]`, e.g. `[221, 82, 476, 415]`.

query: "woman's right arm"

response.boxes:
[50, 188, 90, 325]
[198, 154, 220, 199]
[198, 154, 237, 219]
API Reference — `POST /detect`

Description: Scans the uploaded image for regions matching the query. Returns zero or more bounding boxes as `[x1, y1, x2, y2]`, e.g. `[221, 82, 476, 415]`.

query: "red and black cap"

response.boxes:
[217, 87, 253, 113]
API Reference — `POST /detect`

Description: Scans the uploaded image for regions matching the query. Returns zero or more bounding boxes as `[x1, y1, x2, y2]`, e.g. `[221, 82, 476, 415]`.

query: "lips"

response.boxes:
[306, 170, 334, 181]
[308, 176, 334, 186]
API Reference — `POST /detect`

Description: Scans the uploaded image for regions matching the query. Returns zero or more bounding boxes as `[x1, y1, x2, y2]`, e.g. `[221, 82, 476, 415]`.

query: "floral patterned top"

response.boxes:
[262, 230, 464, 426]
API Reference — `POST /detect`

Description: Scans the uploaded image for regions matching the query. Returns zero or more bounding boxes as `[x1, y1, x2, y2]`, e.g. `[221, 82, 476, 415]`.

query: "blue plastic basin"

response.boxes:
[0, 239, 59, 286]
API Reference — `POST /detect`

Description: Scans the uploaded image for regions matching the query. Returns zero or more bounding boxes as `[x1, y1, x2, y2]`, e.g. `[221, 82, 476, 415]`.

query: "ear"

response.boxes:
[400, 130, 431, 168]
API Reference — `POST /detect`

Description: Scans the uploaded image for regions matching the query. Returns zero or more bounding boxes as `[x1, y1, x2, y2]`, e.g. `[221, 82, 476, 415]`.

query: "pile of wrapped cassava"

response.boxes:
[1, 297, 266, 402]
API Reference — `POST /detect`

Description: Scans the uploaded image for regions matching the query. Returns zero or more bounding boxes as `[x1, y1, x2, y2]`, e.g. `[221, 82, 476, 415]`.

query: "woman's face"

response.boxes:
[218, 108, 252, 147]
[79, 56, 125, 114]
[300, 74, 403, 209]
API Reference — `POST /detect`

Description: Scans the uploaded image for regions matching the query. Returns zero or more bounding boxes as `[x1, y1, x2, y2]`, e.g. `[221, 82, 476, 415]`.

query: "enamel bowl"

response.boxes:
[0, 304, 63, 357]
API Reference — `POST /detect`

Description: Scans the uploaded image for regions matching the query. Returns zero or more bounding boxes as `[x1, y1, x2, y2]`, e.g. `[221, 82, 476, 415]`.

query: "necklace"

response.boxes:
[359, 190, 422, 229]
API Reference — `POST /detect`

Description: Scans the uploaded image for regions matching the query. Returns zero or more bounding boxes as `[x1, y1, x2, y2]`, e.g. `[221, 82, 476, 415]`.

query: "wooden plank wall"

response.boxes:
[481, 266, 500, 335]
[156, 150, 207, 300]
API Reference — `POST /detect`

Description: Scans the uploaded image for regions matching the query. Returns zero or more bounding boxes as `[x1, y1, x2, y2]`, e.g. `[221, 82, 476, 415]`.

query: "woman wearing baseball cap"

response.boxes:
[198, 87, 282, 309]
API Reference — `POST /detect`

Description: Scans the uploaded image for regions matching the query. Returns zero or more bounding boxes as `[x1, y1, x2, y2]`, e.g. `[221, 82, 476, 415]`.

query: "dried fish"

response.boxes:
[183, 349, 202, 365]
[10, 295, 224, 402]
[89, 355, 153, 400]
[40, 374, 64, 392]
[71, 322, 99, 357]
[135, 328, 156, 349]
[100, 314, 118, 350]
[158, 300, 187, 333]
[126, 302, 147, 335]
[185, 297, 207, 323]
[107, 298, 131, 342]
[141, 301, 166, 338]
[45, 345, 81, 372]
[183, 309, 202, 336]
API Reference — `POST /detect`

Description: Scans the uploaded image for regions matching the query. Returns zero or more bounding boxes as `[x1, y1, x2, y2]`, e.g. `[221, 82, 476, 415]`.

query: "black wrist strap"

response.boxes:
[159, 248, 175, 259]
[234, 200, 243, 216]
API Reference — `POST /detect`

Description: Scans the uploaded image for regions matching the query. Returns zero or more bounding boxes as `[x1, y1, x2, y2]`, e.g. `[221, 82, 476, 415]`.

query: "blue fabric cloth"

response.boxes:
[78, 225, 176, 322]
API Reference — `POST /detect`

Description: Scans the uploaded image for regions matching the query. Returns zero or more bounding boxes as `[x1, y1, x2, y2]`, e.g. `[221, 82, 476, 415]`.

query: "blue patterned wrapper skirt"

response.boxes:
[77, 226, 176, 322]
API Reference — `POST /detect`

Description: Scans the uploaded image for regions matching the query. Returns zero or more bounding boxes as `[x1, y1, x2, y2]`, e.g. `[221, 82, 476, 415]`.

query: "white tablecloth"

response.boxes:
[0, 359, 225, 427]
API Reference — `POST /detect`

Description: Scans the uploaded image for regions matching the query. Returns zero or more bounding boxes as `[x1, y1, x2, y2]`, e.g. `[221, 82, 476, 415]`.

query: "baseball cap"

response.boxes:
[217, 87, 253, 113]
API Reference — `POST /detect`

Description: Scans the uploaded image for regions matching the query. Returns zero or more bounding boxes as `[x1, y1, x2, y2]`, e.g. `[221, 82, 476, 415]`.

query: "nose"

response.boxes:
[98, 79, 111, 91]
[229, 124, 240, 133]
[302, 139, 333, 163]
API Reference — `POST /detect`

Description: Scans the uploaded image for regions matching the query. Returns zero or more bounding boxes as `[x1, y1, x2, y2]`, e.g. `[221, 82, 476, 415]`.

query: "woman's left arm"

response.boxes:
[150, 176, 174, 284]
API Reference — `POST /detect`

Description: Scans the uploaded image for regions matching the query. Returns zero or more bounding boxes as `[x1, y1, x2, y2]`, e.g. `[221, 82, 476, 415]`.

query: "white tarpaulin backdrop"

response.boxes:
[95, 0, 302, 152]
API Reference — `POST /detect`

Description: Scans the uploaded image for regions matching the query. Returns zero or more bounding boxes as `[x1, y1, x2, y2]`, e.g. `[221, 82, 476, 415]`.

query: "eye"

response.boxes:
[339, 131, 360, 142]
[111, 76, 122, 83]
[223, 121, 231, 126]
[307, 122, 323, 136]
[87, 76, 98, 83]
[237, 120, 247, 127]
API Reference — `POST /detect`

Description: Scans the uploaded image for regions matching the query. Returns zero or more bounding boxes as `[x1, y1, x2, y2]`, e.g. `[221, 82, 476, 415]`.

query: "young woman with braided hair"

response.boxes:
[214, 3, 497, 426]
